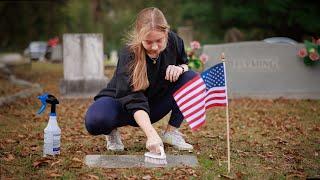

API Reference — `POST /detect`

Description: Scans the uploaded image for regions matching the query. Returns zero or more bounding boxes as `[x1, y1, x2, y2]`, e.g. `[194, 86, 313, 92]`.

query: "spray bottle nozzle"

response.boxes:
[37, 93, 59, 115]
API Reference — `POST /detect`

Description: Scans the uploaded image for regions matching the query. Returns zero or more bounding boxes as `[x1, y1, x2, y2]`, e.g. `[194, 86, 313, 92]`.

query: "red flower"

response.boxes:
[316, 39, 320, 45]
[297, 48, 307, 58]
[309, 52, 320, 61]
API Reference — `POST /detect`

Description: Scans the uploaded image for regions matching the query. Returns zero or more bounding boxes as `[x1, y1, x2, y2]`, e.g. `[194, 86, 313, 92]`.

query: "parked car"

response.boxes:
[25, 41, 48, 61]
[263, 37, 297, 45]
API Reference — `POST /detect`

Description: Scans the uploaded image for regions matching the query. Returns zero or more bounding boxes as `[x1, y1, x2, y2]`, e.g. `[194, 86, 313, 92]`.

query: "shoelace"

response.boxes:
[174, 130, 186, 137]
[171, 130, 186, 142]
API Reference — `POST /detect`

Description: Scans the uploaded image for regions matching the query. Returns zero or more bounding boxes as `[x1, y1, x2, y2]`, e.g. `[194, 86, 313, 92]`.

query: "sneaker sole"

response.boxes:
[163, 142, 193, 151]
[107, 147, 124, 151]
[107, 145, 125, 151]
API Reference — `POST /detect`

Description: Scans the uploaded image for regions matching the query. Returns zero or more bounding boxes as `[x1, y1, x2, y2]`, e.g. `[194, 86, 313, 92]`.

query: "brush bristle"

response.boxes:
[144, 156, 167, 165]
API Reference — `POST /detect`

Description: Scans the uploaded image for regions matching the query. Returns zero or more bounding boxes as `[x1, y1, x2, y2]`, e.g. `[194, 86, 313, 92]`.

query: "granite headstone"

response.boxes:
[203, 41, 320, 99]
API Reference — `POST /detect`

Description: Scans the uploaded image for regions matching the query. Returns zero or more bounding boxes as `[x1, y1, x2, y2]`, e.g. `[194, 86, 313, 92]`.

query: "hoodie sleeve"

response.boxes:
[114, 49, 150, 116]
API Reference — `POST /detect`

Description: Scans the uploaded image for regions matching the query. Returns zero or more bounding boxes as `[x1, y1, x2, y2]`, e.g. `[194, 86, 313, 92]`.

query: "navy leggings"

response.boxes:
[85, 71, 197, 135]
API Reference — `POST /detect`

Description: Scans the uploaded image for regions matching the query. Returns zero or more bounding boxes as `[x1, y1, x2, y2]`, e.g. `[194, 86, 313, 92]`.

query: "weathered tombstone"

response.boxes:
[0, 53, 29, 65]
[203, 41, 320, 99]
[110, 50, 118, 66]
[0, 53, 31, 72]
[50, 44, 62, 63]
[60, 34, 108, 98]
[178, 26, 193, 47]
[105, 50, 118, 67]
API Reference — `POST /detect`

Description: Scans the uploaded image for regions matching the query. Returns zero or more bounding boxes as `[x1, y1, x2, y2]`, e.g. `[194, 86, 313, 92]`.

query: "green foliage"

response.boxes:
[0, 0, 319, 53]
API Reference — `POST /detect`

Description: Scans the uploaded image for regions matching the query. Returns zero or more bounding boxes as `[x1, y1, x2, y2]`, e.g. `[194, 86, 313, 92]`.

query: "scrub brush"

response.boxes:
[144, 145, 167, 165]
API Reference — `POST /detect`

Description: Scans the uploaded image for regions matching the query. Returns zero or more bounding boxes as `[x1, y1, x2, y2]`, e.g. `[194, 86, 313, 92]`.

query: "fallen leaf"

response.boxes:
[5, 139, 17, 143]
[209, 154, 214, 159]
[50, 160, 61, 167]
[220, 174, 235, 179]
[18, 134, 26, 138]
[49, 173, 62, 177]
[142, 175, 151, 180]
[3, 154, 15, 161]
[33, 158, 52, 168]
[235, 172, 245, 179]
[87, 174, 99, 180]
[72, 157, 82, 163]
[30, 145, 39, 151]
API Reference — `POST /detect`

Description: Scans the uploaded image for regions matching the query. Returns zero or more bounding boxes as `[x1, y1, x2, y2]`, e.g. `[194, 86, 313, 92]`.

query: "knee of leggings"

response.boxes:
[179, 70, 198, 83]
[85, 111, 114, 136]
[84, 113, 100, 135]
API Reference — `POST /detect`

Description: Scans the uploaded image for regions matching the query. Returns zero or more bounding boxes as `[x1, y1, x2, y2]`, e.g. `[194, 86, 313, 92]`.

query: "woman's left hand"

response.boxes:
[165, 65, 183, 82]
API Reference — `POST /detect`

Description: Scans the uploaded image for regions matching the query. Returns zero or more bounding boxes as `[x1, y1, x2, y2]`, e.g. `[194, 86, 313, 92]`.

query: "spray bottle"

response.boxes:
[37, 93, 61, 157]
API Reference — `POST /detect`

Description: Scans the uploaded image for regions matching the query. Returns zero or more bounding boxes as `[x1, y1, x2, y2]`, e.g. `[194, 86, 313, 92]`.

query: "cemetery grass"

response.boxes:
[0, 62, 319, 179]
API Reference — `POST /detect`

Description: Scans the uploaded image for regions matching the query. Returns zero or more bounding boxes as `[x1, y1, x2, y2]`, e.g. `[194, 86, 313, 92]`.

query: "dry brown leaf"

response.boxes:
[220, 174, 235, 179]
[87, 174, 99, 180]
[30, 145, 39, 151]
[72, 157, 83, 163]
[49, 173, 62, 177]
[33, 158, 52, 168]
[142, 175, 151, 180]
[18, 134, 26, 138]
[5, 139, 17, 143]
[3, 154, 15, 161]
[50, 160, 61, 167]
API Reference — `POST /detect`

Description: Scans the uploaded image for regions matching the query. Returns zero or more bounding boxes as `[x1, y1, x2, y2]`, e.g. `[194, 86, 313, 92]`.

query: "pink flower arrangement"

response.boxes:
[199, 54, 209, 64]
[186, 41, 209, 72]
[309, 51, 320, 61]
[297, 48, 307, 58]
[297, 38, 320, 66]
[190, 41, 201, 50]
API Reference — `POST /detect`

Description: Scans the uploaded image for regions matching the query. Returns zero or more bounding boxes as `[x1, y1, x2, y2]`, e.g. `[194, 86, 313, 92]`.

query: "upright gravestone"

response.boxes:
[203, 41, 320, 99]
[110, 50, 118, 66]
[60, 34, 108, 98]
[50, 44, 62, 62]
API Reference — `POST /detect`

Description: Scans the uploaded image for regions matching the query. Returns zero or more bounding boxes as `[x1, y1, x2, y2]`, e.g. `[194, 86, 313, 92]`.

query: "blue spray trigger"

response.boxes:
[37, 93, 49, 114]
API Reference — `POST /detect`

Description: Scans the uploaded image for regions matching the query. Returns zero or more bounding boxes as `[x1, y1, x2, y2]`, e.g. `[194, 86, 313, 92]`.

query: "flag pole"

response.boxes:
[221, 52, 231, 173]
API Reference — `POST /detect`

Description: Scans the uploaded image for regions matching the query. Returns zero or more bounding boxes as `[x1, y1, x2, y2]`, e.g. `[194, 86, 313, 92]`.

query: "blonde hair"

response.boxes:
[126, 7, 170, 91]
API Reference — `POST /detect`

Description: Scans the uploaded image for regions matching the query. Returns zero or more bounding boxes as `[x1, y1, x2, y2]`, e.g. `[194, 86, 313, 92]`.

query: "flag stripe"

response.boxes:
[179, 89, 206, 111]
[181, 96, 205, 114]
[184, 107, 206, 123]
[205, 96, 226, 101]
[173, 76, 201, 98]
[174, 79, 204, 102]
[176, 86, 206, 107]
[189, 115, 205, 127]
[206, 103, 227, 109]
[190, 118, 206, 130]
[205, 100, 227, 106]
[188, 109, 206, 124]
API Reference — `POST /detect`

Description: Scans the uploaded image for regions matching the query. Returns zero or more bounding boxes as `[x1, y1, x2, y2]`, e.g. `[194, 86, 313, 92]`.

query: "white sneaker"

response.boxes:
[161, 129, 193, 151]
[106, 129, 124, 151]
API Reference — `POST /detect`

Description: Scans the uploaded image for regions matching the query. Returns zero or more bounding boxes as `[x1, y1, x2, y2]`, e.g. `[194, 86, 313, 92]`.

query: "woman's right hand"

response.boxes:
[146, 134, 163, 153]
[133, 110, 164, 153]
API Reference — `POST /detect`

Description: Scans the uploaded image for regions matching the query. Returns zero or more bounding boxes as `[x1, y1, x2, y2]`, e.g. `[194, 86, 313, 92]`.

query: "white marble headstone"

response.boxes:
[109, 50, 118, 66]
[60, 34, 108, 98]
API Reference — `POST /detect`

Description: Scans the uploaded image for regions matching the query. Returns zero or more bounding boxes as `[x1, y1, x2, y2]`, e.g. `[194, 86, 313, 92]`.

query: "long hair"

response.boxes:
[126, 7, 170, 91]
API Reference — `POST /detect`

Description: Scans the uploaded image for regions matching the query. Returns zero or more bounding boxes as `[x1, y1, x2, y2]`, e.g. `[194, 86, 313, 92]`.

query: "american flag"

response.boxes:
[173, 62, 228, 131]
